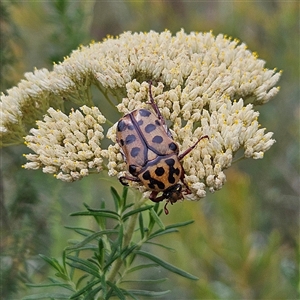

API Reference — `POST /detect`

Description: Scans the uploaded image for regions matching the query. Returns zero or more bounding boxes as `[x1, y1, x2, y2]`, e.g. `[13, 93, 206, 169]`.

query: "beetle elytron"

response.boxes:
[116, 82, 208, 214]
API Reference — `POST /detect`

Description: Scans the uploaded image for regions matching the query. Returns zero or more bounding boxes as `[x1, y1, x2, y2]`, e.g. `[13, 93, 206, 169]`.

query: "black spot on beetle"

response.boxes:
[168, 142, 178, 151]
[125, 134, 136, 145]
[119, 139, 125, 146]
[155, 180, 165, 190]
[143, 170, 165, 190]
[165, 158, 181, 184]
[129, 165, 137, 175]
[165, 158, 175, 166]
[137, 119, 143, 126]
[139, 109, 151, 117]
[131, 147, 140, 157]
[142, 170, 151, 180]
[155, 120, 161, 126]
[155, 167, 165, 176]
[152, 135, 163, 144]
[145, 124, 156, 133]
[127, 124, 134, 130]
[117, 120, 127, 132]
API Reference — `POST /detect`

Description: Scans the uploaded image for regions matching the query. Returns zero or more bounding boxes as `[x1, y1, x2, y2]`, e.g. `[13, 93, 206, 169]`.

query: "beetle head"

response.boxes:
[163, 183, 183, 204]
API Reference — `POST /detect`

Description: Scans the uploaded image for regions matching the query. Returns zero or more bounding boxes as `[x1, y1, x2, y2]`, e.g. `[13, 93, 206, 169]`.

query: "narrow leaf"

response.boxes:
[120, 244, 139, 260]
[83, 285, 102, 300]
[148, 228, 179, 240]
[126, 263, 158, 274]
[66, 255, 99, 272]
[121, 278, 167, 284]
[139, 213, 145, 239]
[165, 220, 194, 229]
[66, 229, 118, 250]
[76, 274, 90, 289]
[110, 186, 121, 211]
[121, 186, 128, 207]
[125, 289, 170, 297]
[134, 250, 198, 280]
[148, 220, 194, 240]
[70, 210, 120, 220]
[122, 205, 154, 220]
[26, 283, 73, 290]
[39, 255, 64, 274]
[65, 226, 95, 235]
[22, 293, 70, 300]
[107, 281, 126, 300]
[65, 261, 100, 278]
[70, 279, 101, 299]
[149, 208, 165, 230]
[145, 241, 176, 252]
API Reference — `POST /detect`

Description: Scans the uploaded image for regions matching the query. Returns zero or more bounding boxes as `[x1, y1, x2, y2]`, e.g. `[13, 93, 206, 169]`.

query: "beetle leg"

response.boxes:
[149, 191, 165, 203]
[147, 81, 166, 124]
[149, 191, 171, 215]
[178, 135, 209, 160]
[119, 175, 141, 186]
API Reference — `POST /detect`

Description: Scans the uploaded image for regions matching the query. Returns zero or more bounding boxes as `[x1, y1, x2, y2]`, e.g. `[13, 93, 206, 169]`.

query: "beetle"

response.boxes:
[116, 82, 208, 214]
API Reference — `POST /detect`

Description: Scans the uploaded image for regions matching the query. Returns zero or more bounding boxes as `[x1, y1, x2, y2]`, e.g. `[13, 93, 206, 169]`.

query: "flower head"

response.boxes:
[104, 81, 275, 200]
[23, 106, 106, 182]
[1, 29, 280, 201]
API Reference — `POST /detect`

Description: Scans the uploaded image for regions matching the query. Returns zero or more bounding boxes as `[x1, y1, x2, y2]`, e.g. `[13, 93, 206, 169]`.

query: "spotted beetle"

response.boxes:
[116, 82, 208, 214]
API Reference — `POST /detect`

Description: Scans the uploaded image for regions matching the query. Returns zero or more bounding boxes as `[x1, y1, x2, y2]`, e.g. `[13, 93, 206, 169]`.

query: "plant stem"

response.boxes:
[106, 192, 145, 283]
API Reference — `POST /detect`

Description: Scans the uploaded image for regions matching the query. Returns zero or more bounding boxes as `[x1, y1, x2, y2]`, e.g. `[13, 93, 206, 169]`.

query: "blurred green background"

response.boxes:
[1, 1, 299, 299]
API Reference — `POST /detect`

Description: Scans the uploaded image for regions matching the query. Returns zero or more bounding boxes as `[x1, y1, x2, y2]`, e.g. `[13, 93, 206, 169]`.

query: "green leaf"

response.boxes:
[126, 263, 158, 274]
[25, 283, 73, 290]
[122, 205, 154, 221]
[101, 275, 107, 297]
[83, 202, 91, 210]
[125, 289, 170, 297]
[120, 244, 139, 262]
[148, 220, 194, 240]
[97, 238, 105, 268]
[65, 226, 95, 236]
[66, 243, 98, 252]
[22, 293, 71, 300]
[39, 255, 65, 275]
[124, 203, 134, 210]
[139, 212, 145, 239]
[83, 285, 102, 300]
[66, 257, 101, 278]
[76, 274, 90, 289]
[104, 245, 120, 270]
[148, 228, 179, 240]
[165, 220, 194, 229]
[149, 208, 165, 230]
[107, 281, 126, 300]
[71, 209, 120, 220]
[66, 229, 118, 251]
[121, 186, 128, 206]
[145, 241, 176, 252]
[67, 255, 99, 273]
[121, 278, 167, 284]
[70, 279, 101, 299]
[134, 250, 198, 280]
[116, 223, 124, 251]
[110, 186, 121, 211]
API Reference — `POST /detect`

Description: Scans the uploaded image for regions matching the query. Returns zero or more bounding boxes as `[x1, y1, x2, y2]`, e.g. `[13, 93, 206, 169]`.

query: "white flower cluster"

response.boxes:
[104, 81, 275, 199]
[1, 30, 280, 147]
[23, 106, 106, 182]
[1, 29, 280, 200]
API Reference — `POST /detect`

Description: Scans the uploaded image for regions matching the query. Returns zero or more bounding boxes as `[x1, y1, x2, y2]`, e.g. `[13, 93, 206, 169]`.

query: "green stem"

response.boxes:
[106, 193, 145, 283]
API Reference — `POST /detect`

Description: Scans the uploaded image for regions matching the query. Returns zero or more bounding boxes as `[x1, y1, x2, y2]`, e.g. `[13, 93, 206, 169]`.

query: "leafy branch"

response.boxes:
[23, 187, 197, 299]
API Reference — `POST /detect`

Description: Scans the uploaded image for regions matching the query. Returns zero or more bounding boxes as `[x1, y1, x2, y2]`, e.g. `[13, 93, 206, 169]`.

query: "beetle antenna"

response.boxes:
[178, 135, 209, 160]
[147, 81, 165, 123]
[164, 201, 170, 215]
